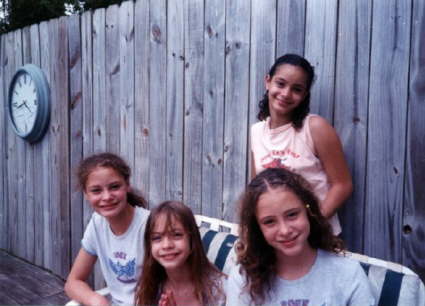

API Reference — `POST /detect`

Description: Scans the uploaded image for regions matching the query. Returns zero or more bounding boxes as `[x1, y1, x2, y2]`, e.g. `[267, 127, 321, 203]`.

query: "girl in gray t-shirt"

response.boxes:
[226, 168, 375, 306]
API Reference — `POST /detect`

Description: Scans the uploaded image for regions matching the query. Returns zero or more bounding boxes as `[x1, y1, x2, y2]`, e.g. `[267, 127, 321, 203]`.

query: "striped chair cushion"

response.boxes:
[199, 227, 238, 275]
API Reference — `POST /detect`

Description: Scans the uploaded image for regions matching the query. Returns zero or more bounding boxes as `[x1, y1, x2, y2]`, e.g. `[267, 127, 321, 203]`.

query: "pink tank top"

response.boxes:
[250, 114, 341, 234]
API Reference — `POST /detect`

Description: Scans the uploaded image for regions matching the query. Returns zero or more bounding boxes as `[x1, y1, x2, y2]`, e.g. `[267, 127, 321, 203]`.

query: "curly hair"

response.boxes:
[257, 54, 315, 129]
[134, 201, 225, 305]
[237, 168, 344, 305]
[77, 152, 147, 208]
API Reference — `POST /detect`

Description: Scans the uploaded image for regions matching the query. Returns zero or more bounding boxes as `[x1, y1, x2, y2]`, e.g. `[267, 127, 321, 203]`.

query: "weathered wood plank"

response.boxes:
[22, 26, 35, 263]
[304, 0, 338, 121]
[5, 31, 18, 255]
[38, 21, 52, 271]
[276, 0, 306, 55]
[149, 0, 167, 206]
[119, 1, 135, 171]
[364, 0, 411, 262]
[201, 0, 225, 218]
[134, 0, 150, 203]
[334, 0, 372, 252]
[105, 4, 120, 154]
[0, 27, 6, 250]
[29, 23, 44, 267]
[166, 0, 184, 201]
[183, 0, 204, 213]
[92, 8, 107, 152]
[49, 16, 71, 278]
[402, 0, 425, 282]
[223, 0, 250, 221]
[68, 14, 84, 264]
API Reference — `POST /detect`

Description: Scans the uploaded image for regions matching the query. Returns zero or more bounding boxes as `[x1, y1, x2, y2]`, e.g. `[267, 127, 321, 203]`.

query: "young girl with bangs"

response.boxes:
[65, 153, 150, 306]
[251, 54, 353, 235]
[134, 201, 225, 306]
[226, 168, 375, 306]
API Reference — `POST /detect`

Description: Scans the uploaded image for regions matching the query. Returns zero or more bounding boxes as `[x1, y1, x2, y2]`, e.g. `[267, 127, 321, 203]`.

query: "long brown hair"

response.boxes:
[77, 152, 147, 208]
[134, 201, 224, 305]
[237, 168, 344, 304]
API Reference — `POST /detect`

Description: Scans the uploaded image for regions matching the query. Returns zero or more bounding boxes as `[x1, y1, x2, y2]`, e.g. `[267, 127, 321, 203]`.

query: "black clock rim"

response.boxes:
[8, 64, 50, 143]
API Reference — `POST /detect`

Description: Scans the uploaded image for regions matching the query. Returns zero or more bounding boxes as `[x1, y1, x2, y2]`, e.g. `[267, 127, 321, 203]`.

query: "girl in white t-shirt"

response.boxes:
[65, 152, 150, 306]
[135, 201, 225, 306]
[226, 168, 375, 306]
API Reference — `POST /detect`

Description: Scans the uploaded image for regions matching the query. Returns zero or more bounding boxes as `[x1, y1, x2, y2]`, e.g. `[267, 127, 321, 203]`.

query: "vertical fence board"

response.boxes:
[119, 1, 135, 171]
[105, 5, 120, 154]
[223, 0, 250, 221]
[304, 0, 338, 121]
[22, 26, 35, 262]
[92, 8, 107, 152]
[334, 0, 372, 252]
[149, 0, 167, 206]
[134, 0, 150, 203]
[402, 0, 425, 281]
[276, 0, 305, 55]
[39, 21, 52, 271]
[202, 0, 225, 218]
[68, 14, 84, 264]
[0, 31, 6, 250]
[166, 0, 184, 201]
[49, 17, 71, 277]
[249, 0, 276, 127]
[365, 0, 411, 262]
[29, 23, 43, 267]
[183, 0, 204, 213]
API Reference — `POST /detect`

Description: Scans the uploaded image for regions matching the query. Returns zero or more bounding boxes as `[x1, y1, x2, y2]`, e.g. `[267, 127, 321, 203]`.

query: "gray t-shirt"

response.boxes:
[226, 249, 376, 306]
[82, 206, 150, 305]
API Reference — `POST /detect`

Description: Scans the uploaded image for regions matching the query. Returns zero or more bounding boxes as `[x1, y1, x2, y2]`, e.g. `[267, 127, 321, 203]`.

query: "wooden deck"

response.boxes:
[0, 250, 69, 305]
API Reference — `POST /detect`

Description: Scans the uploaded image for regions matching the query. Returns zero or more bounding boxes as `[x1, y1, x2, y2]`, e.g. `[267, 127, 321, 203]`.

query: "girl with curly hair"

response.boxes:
[226, 168, 374, 305]
[251, 54, 353, 235]
[135, 201, 225, 306]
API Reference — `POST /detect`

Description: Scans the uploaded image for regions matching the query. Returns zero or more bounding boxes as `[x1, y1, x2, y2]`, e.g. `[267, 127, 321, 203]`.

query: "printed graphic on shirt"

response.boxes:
[280, 299, 310, 306]
[260, 149, 300, 172]
[108, 251, 136, 283]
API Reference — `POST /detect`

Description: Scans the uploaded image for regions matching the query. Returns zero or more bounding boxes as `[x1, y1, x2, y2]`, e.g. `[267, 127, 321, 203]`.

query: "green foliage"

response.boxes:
[82, 0, 123, 10]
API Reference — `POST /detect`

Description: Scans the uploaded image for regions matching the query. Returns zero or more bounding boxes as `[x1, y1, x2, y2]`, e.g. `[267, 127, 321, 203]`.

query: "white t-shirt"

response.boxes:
[226, 249, 376, 306]
[82, 206, 150, 305]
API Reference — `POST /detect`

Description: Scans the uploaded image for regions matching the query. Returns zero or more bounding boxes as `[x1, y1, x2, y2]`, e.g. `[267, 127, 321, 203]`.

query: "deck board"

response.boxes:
[0, 250, 69, 305]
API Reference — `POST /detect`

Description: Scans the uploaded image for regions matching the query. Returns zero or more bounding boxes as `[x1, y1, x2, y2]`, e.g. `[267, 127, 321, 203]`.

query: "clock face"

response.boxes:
[10, 72, 39, 135]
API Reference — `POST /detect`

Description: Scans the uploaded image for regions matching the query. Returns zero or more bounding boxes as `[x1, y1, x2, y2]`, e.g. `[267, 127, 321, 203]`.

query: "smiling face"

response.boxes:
[256, 187, 312, 261]
[84, 166, 130, 220]
[265, 64, 309, 127]
[150, 214, 191, 273]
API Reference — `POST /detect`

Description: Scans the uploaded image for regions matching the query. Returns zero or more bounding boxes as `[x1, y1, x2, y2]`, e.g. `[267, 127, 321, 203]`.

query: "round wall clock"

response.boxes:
[8, 64, 50, 143]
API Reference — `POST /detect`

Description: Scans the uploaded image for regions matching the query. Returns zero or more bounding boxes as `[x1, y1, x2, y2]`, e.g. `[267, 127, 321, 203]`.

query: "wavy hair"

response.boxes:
[237, 168, 344, 304]
[134, 201, 224, 305]
[77, 152, 147, 208]
[257, 54, 315, 129]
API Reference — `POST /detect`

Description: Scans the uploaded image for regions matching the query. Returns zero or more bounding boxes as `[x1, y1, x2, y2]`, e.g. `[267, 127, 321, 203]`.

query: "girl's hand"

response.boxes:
[88, 292, 110, 306]
[159, 289, 177, 306]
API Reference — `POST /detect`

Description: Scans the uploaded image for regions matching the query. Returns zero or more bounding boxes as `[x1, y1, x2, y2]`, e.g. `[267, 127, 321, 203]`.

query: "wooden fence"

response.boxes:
[0, 0, 424, 284]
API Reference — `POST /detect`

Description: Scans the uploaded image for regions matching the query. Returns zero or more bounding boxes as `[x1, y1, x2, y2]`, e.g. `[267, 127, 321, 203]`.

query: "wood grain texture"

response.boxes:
[364, 0, 411, 262]
[304, 0, 338, 121]
[183, 0, 204, 213]
[119, 1, 135, 169]
[105, 5, 120, 154]
[38, 21, 52, 271]
[0, 29, 6, 250]
[134, 0, 150, 204]
[149, 0, 167, 206]
[202, 0, 225, 218]
[402, 0, 425, 282]
[334, 0, 372, 252]
[68, 14, 84, 263]
[166, 0, 184, 201]
[222, 0, 250, 221]
[276, 0, 306, 56]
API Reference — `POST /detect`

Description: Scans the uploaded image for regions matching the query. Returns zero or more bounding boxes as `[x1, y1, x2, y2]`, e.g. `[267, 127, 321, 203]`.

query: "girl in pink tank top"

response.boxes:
[250, 54, 353, 235]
